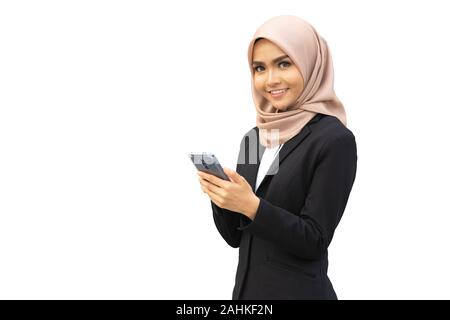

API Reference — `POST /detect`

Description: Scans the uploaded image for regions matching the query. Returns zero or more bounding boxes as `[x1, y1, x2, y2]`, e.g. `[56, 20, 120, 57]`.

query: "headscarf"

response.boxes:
[247, 15, 347, 147]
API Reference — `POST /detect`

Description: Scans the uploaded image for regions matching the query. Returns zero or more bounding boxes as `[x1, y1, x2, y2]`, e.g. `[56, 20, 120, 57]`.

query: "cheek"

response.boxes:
[253, 77, 265, 93]
[286, 74, 304, 94]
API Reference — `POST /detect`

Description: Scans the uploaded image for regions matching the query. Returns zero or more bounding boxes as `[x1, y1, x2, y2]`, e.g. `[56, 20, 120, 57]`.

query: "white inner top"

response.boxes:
[255, 144, 284, 191]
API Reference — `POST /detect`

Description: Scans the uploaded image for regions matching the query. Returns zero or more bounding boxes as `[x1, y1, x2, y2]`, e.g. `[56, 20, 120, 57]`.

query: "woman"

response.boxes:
[197, 15, 357, 300]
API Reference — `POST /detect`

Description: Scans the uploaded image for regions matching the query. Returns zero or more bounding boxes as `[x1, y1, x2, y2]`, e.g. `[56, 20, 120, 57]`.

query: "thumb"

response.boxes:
[223, 167, 241, 183]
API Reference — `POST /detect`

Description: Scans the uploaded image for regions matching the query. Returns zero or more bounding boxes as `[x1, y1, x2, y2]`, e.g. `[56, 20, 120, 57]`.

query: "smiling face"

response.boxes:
[252, 38, 304, 111]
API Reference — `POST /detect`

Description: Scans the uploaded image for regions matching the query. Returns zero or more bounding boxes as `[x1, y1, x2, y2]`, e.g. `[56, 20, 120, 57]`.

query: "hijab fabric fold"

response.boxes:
[247, 15, 347, 147]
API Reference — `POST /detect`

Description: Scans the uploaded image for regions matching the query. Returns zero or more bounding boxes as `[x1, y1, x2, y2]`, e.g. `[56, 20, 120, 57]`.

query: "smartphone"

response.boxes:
[188, 152, 230, 181]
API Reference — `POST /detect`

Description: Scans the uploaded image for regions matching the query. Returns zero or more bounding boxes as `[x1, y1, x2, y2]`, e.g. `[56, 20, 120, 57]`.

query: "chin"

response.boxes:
[273, 103, 289, 111]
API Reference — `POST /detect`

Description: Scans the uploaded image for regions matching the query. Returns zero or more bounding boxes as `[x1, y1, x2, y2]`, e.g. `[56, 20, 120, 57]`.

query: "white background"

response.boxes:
[1, 0, 449, 299]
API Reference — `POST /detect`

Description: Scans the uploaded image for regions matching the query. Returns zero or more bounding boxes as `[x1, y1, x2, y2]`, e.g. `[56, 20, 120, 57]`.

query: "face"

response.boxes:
[252, 39, 304, 111]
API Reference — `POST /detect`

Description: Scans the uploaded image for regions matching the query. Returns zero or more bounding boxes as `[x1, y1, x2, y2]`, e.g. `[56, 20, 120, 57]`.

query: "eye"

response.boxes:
[253, 65, 264, 73]
[253, 61, 291, 73]
[279, 61, 291, 68]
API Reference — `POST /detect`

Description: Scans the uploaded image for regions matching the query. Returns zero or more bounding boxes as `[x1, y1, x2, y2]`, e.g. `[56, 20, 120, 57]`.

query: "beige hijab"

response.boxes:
[248, 15, 347, 147]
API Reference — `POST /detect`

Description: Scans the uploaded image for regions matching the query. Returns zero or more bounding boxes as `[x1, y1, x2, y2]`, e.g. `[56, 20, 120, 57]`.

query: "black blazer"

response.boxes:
[211, 114, 357, 300]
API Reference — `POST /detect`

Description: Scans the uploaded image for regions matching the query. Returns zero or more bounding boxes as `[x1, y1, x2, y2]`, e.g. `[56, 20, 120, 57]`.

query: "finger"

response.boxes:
[205, 188, 224, 208]
[197, 170, 228, 188]
[223, 167, 243, 184]
[200, 180, 208, 193]
[199, 177, 212, 194]
[200, 176, 225, 196]
[202, 179, 225, 198]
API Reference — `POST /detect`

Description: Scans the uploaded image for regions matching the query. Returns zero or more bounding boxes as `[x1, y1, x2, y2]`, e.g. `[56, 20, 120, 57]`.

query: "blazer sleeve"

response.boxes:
[210, 134, 249, 249]
[237, 133, 358, 260]
[211, 203, 242, 248]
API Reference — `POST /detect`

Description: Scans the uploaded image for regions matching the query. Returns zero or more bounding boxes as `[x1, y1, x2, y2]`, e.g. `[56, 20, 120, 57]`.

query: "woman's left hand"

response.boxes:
[198, 167, 260, 220]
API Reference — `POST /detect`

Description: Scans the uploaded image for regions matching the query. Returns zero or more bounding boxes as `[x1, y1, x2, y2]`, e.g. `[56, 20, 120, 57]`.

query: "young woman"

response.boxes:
[197, 15, 357, 300]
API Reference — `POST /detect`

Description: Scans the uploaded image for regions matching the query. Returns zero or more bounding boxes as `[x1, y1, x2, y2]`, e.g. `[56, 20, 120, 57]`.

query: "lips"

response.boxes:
[268, 88, 289, 98]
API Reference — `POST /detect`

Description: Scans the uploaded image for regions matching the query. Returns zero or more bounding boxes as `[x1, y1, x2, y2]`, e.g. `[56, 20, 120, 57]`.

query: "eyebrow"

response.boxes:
[252, 55, 290, 66]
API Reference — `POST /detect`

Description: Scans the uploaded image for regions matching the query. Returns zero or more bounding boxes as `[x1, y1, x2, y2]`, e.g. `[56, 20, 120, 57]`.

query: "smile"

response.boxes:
[269, 88, 288, 98]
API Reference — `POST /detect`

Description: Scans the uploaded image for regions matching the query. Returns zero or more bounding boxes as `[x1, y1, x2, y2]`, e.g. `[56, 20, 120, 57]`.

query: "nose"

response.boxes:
[266, 69, 281, 87]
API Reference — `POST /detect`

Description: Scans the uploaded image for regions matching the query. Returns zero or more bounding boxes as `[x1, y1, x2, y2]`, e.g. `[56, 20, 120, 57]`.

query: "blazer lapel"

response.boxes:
[255, 126, 310, 193]
[238, 131, 264, 192]
[252, 113, 323, 193]
[238, 114, 323, 193]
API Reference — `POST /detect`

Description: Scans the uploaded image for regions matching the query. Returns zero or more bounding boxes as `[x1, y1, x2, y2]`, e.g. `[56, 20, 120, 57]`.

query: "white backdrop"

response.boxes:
[1, 0, 449, 299]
